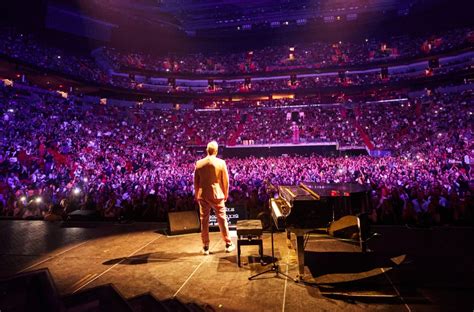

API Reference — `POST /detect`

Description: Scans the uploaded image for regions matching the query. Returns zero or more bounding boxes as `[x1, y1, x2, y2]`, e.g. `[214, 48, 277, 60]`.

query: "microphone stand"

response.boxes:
[248, 224, 295, 281]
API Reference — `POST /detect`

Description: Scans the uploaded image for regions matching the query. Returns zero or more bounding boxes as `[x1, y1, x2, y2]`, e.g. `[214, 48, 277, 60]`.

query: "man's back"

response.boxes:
[194, 156, 229, 203]
[194, 141, 234, 253]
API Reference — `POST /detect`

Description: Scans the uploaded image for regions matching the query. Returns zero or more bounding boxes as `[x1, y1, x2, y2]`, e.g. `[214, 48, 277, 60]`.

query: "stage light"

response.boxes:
[20, 196, 26, 202]
[83, 177, 88, 182]
[35, 197, 42, 203]
[73, 188, 81, 195]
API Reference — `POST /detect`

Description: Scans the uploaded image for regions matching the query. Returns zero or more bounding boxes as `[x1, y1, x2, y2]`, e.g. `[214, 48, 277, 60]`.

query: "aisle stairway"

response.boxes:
[226, 113, 247, 146]
[347, 104, 372, 150]
[354, 122, 375, 150]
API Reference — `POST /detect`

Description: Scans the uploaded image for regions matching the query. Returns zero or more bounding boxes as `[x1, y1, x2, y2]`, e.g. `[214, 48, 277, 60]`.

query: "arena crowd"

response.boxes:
[0, 84, 472, 226]
[0, 27, 472, 95]
[100, 28, 471, 74]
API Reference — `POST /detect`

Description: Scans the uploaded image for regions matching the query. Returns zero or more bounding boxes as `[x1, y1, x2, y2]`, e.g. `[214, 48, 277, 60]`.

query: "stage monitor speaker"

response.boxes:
[168, 210, 200, 235]
[328, 215, 359, 239]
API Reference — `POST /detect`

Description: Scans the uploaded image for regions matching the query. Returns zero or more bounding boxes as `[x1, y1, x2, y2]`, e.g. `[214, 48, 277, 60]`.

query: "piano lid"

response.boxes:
[279, 185, 320, 203]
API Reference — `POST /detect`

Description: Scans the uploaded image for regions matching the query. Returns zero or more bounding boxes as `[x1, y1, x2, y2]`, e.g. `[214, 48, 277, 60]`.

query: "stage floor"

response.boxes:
[0, 220, 473, 311]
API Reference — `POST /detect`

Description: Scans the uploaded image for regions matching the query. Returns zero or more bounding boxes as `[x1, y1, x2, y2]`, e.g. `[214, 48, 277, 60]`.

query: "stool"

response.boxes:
[236, 220, 263, 267]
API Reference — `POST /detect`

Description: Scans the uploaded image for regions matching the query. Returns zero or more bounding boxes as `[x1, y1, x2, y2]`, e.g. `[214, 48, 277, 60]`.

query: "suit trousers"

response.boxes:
[198, 198, 231, 246]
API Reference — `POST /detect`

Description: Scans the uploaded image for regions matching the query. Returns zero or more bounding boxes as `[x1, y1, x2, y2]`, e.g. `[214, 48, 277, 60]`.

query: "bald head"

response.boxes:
[206, 141, 218, 156]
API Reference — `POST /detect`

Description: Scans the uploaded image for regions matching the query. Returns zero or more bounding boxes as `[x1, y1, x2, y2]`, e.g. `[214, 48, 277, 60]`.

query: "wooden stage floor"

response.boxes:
[0, 220, 473, 311]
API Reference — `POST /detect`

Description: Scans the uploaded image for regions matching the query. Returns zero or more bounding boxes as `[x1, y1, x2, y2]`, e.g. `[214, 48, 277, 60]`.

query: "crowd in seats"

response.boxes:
[114, 57, 473, 94]
[357, 90, 473, 158]
[0, 29, 108, 84]
[237, 106, 363, 146]
[100, 28, 471, 75]
[0, 28, 472, 95]
[185, 110, 241, 145]
[0, 84, 472, 226]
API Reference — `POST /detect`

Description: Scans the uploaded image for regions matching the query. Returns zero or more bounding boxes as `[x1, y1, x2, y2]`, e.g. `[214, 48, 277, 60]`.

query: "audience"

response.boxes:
[0, 84, 472, 226]
[100, 28, 471, 74]
[0, 26, 471, 226]
[0, 27, 472, 95]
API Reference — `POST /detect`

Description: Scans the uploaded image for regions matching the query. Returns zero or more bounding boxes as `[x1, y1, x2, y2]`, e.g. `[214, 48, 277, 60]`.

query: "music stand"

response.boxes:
[248, 224, 296, 281]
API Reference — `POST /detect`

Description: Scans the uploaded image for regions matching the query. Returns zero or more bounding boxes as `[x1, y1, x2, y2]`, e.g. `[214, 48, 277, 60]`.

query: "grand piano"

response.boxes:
[270, 182, 371, 279]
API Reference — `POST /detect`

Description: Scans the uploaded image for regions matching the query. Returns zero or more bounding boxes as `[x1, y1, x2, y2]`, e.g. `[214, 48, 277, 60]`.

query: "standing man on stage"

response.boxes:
[194, 141, 235, 255]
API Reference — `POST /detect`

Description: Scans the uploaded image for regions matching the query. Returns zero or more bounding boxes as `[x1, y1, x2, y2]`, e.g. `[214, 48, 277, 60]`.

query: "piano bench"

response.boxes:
[236, 220, 263, 267]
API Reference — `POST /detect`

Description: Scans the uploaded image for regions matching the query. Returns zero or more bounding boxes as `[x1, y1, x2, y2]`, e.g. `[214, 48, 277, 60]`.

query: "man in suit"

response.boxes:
[194, 141, 234, 255]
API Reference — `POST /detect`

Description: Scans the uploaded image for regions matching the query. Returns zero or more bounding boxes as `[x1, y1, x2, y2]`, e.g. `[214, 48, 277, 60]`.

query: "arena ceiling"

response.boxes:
[4, 0, 469, 51]
[158, 0, 419, 32]
[50, 0, 444, 33]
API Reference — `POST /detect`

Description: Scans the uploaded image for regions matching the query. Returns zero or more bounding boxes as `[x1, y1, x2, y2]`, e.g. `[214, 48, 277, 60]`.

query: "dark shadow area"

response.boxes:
[102, 251, 199, 265]
[154, 229, 168, 235]
[60, 222, 97, 228]
[219, 254, 275, 266]
[0, 269, 63, 312]
[300, 226, 474, 309]
[368, 226, 474, 288]
[305, 251, 399, 276]
[0, 220, 166, 268]
[218, 255, 237, 265]
[314, 273, 431, 306]
[248, 255, 275, 266]
[322, 294, 405, 305]
[297, 266, 431, 305]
